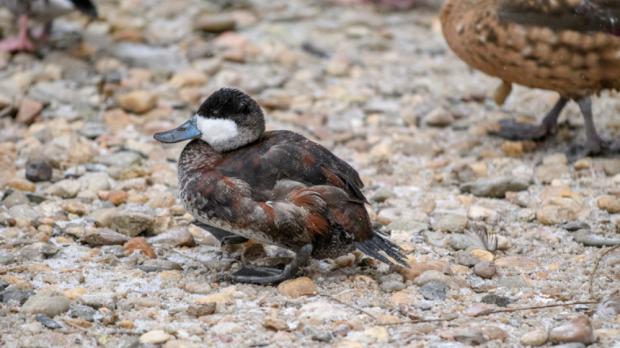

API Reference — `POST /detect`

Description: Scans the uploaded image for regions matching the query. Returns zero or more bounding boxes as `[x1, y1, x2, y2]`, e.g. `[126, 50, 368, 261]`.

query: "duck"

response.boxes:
[440, 0, 620, 155]
[0, 0, 97, 52]
[154, 88, 407, 285]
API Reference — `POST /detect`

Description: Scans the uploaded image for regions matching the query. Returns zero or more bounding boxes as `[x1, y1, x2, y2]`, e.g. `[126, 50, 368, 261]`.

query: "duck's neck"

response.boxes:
[178, 140, 222, 179]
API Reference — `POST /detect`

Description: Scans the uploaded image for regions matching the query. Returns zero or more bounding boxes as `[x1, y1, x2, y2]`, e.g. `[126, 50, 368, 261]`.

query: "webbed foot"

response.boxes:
[227, 244, 313, 285]
[491, 97, 568, 141]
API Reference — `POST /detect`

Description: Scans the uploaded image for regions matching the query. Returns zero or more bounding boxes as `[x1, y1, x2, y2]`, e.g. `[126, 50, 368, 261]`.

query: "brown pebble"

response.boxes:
[474, 261, 497, 279]
[107, 190, 128, 206]
[277, 277, 317, 298]
[124, 237, 157, 258]
[549, 315, 594, 344]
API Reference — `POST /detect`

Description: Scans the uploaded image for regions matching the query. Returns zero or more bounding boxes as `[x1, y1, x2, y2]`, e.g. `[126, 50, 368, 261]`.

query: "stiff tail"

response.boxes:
[355, 232, 408, 268]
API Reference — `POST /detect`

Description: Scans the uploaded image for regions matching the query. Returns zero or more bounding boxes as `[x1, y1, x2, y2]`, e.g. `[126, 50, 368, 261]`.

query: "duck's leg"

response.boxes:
[229, 244, 313, 285]
[577, 97, 605, 155]
[193, 221, 248, 245]
[492, 97, 568, 141]
[0, 15, 36, 52]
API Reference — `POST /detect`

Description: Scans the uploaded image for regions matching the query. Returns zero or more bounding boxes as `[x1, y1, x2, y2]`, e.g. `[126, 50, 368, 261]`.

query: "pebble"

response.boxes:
[601, 159, 620, 176]
[16, 98, 43, 124]
[108, 207, 155, 237]
[81, 293, 116, 310]
[80, 228, 130, 246]
[481, 294, 511, 307]
[68, 304, 97, 321]
[22, 291, 70, 317]
[380, 280, 406, 292]
[2, 286, 33, 305]
[35, 314, 62, 330]
[474, 261, 496, 279]
[187, 302, 216, 317]
[138, 259, 182, 272]
[117, 90, 157, 114]
[597, 195, 620, 214]
[278, 277, 317, 298]
[107, 190, 129, 206]
[424, 107, 454, 127]
[521, 329, 549, 346]
[461, 177, 530, 198]
[419, 281, 448, 301]
[163, 340, 202, 348]
[549, 315, 594, 345]
[46, 179, 81, 198]
[25, 159, 53, 182]
[139, 330, 171, 345]
[194, 14, 236, 33]
[124, 237, 157, 258]
[431, 212, 468, 233]
[149, 228, 196, 247]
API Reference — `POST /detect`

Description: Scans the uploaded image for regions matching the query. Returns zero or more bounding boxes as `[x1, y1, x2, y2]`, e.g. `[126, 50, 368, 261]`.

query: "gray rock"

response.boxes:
[420, 281, 448, 301]
[35, 314, 62, 329]
[0, 279, 8, 291]
[456, 251, 479, 267]
[8, 204, 40, 222]
[474, 261, 497, 279]
[22, 291, 70, 317]
[520, 329, 548, 346]
[26, 159, 53, 182]
[149, 228, 195, 247]
[481, 294, 511, 307]
[20, 242, 59, 259]
[194, 14, 237, 33]
[78, 172, 112, 193]
[431, 212, 468, 233]
[461, 177, 531, 198]
[449, 234, 477, 250]
[46, 179, 81, 198]
[109, 207, 155, 237]
[69, 304, 97, 321]
[3, 191, 30, 208]
[573, 230, 620, 247]
[96, 151, 142, 168]
[2, 286, 33, 305]
[187, 302, 216, 317]
[138, 259, 182, 272]
[80, 228, 130, 246]
[380, 280, 406, 292]
[81, 293, 116, 310]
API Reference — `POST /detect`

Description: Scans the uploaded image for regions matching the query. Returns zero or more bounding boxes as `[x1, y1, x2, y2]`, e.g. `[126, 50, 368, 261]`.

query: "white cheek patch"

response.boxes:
[196, 116, 239, 146]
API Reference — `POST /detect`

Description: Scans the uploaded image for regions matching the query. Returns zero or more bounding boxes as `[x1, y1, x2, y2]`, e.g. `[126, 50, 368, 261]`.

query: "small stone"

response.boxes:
[537, 205, 577, 226]
[22, 291, 70, 317]
[601, 159, 620, 176]
[415, 270, 451, 286]
[138, 259, 182, 272]
[163, 340, 202, 348]
[139, 330, 171, 345]
[169, 69, 209, 88]
[278, 277, 318, 298]
[210, 321, 243, 335]
[68, 304, 97, 321]
[263, 316, 289, 331]
[399, 260, 450, 281]
[63, 288, 87, 300]
[7, 179, 35, 192]
[474, 261, 497, 279]
[46, 179, 81, 198]
[124, 237, 156, 258]
[521, 329, 549, 346]
[107, 190, 128, 206]
[35, 314, 62, 329]
[117, 90, 157, 114]
[187, 302, 216, 317]
[2, 286, 33, 305]
[194, 14, 236, 33]
[109, 208, 155, 237]
[80, 228, 130, 246]
[470, 249, 495, 262]
[61, 200, 88, 216]
[380, 280, 406, 292]
[81, 293, 116, 309]
[431, 212, 468, 233]
[424, 107, 454, 127]
[501, 141, 525, 157]
[481, 294, 511, 307]
[149, 228, 195, 247]
[419, 280, 448, 300]
[461, 177, 530, 198]
[549, 315, 594, 344]
[16, 98, 43, 124]
[597, 195, 620, 214]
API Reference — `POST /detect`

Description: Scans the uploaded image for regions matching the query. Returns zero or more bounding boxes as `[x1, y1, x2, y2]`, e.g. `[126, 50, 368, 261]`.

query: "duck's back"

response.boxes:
[441, 0, 620, 98]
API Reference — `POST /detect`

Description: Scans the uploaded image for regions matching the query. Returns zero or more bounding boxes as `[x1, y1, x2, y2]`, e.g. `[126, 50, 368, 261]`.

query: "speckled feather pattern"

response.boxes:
[177, 131, 386, 261]
[441, 0, 620, 98]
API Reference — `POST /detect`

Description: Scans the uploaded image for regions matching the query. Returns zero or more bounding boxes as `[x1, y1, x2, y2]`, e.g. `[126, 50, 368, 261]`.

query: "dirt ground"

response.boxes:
[0, 0, 619, 347]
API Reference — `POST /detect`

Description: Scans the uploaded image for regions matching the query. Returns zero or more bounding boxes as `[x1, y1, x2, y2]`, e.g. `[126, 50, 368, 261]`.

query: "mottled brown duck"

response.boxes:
[441, 0, 620, 155]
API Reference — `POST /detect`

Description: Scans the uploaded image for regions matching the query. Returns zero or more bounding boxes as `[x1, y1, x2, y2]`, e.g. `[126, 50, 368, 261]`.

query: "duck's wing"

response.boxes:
[498, 0, 620, 35]
[220, 130, 367, 204]
[69, 0, 98, 17]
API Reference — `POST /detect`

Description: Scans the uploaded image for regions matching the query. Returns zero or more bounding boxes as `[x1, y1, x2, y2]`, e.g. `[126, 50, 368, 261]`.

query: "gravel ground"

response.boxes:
[0, 0, 619, 347]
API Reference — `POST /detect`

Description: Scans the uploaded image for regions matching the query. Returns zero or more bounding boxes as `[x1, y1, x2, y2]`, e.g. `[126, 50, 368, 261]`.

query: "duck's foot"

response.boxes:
[227, 244, 313, 285]
[491, 97, 568, 141]
[0, 15, 35, 53]
[566, 96, 620, 159]
[193, 221, 249, 245]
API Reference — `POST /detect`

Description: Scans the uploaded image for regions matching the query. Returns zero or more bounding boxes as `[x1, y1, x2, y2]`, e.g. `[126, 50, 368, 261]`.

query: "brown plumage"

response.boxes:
[440, 0, 620, 155]
[154, 88, 407, 284]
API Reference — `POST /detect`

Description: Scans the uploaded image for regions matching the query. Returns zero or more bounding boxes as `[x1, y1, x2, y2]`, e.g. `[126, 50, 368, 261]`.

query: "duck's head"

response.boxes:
[154, 88, 265, 152]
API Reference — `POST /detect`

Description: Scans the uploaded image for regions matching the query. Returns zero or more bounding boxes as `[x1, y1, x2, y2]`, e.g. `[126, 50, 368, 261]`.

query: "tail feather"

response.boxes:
[355, 232, 409, 268]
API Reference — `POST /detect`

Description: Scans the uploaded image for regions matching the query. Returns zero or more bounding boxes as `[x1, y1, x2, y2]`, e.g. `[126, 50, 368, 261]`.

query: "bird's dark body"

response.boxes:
[178, 131, 373, 260]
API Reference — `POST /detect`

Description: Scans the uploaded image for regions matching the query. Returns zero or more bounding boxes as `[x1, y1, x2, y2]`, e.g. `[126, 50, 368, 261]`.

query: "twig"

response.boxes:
[589, 245, 620, 300]
[320, 293, 377, 320]
[378, 300, 598, 327]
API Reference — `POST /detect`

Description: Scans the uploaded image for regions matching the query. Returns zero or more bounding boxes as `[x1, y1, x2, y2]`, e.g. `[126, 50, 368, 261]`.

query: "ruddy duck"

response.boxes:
[154, 88, 407, 284]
